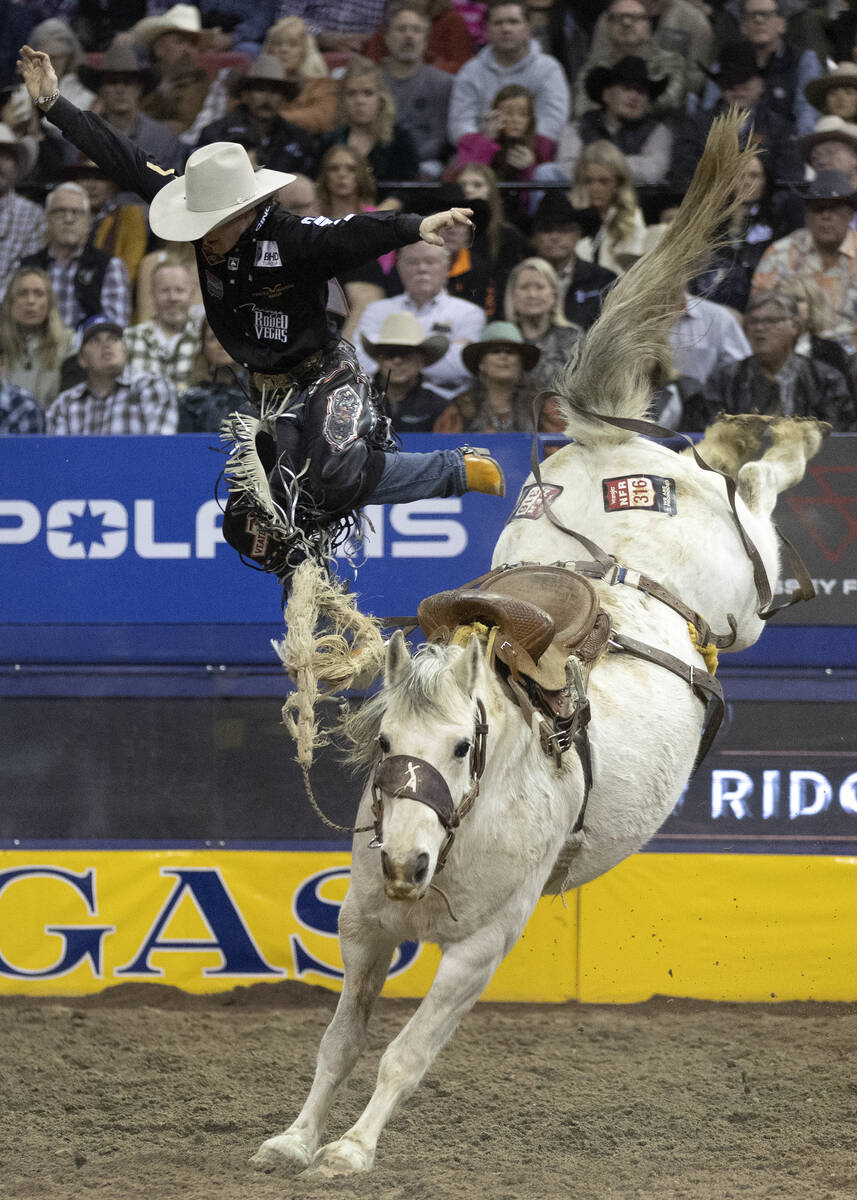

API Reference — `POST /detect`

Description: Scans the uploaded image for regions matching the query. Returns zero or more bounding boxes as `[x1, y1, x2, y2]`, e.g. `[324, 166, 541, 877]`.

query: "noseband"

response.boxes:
[370, 700, 488, 874]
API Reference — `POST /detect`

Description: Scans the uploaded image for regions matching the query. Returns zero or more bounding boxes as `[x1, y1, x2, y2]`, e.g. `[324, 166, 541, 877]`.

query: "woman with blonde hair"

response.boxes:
[504, 256, 581, 396]
[0, 266, 75, 410]
[570, 140, 646, 275]
[324, 57, 420, 185]
[262, 16, 339, 134]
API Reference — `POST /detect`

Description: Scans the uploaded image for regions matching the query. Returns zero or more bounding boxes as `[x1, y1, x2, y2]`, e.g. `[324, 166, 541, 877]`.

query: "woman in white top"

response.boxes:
[570, 140, 646, 276]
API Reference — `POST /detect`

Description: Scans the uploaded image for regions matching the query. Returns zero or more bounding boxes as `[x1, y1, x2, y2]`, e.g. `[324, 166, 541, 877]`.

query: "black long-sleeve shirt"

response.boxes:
[47, 96, 423, 374]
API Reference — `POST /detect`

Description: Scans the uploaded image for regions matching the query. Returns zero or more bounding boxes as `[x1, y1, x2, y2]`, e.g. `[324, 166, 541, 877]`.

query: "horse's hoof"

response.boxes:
[249, 1132, 315, 1173]
[303, 1137, 373, 1177]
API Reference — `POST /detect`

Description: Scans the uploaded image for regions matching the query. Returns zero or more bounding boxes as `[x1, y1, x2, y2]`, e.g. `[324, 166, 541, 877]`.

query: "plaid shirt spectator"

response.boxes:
[41, 251, 131, 332]
[0, 192, 48, 303]
[47, 371, 178, 434]
[0, 380, 45, 434]
[752, 228, 857, 354]
[123, 315, 203, 395]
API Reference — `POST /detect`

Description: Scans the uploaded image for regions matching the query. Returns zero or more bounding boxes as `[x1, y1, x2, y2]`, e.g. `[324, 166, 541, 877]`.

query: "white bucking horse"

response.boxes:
[251, 111, 827, 1177]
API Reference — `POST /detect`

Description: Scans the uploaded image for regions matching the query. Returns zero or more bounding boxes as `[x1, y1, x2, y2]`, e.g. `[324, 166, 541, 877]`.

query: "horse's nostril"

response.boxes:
[381, 851, 392, 880]
[413, 852, 429, 884]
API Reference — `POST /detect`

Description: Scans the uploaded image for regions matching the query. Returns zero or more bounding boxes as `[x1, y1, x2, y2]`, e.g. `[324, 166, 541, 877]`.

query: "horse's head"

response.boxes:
[370, 631, 488, 902]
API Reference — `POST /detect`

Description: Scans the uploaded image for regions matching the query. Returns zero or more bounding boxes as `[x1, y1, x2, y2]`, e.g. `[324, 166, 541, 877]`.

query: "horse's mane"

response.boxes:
[338, 642, 463, 773]
[553, 109, 758, 446]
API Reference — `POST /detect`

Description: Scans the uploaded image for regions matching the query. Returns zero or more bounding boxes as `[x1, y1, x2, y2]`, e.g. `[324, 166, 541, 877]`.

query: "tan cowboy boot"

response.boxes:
[461, 447, 506, 497]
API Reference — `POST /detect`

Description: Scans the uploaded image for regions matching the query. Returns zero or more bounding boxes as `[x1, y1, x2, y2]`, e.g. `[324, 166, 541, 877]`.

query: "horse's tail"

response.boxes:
[552, 108, 756, 445]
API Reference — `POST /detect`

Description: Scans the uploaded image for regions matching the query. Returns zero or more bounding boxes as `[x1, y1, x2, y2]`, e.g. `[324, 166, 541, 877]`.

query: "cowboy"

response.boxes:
[798, 115, 857, 192]
[18, 42, 504, 583]
[528, 193, 614, 331]
[196, 55, 318, 178]
[132, 3, 211, 135]
[360, 312, 452, 433]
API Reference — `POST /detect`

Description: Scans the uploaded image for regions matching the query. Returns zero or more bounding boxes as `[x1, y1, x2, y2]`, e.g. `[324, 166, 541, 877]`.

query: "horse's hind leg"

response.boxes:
[250, 908, 398, 1174]
[307, 924, 509, 1177]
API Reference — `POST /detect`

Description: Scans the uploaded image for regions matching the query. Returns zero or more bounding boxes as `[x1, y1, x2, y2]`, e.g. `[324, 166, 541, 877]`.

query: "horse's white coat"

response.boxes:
[250, 415, 821, 1179]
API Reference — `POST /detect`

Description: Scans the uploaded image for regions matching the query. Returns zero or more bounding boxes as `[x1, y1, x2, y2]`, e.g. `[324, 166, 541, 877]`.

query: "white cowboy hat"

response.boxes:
[804, 62, 857, 113]
[133, 4, 205, 49]
[0, 123, 38, 179]
[360, 312, 449, 366]
[798, 113, 857, 159]
[148, 141, 295, 241]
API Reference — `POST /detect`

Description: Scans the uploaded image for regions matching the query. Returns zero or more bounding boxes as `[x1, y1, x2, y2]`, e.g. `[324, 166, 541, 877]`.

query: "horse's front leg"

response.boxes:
[250, 906, 398, 1174]
[307, 923, 508, 1177]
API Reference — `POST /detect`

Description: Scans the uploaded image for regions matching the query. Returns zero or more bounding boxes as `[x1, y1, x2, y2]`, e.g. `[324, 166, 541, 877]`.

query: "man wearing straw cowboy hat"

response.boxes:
[360, 312, 452, 433]
[18, 43, 505, 589]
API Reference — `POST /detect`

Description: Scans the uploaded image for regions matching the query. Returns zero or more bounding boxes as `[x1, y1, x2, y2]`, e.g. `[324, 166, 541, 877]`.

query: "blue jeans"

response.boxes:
[369, 449, 467, 504]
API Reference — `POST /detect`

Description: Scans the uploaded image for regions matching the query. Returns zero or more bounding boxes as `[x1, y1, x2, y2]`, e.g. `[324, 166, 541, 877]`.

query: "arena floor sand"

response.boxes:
[1, 984, 855, 1200]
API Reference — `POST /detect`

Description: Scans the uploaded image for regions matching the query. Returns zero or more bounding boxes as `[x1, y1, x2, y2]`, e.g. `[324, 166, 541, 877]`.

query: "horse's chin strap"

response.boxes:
[369, 700, 488, 875]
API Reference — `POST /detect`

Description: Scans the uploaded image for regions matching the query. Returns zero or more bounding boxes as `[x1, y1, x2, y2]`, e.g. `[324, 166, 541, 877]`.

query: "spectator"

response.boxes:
[178, 318, 253, 431]
[647, 353, 704, 430]
[278, 0, 388, 55]
[28, 18, 94, 115]
[63, 157, 148, 288]
[2, 81, 72, 186]
[0, 124, 46, 302]
[700, 0, 823, 137]
[366, 0, 476, 76]
[525, 0, 588, 85]
[779, 275, 856, 395]
[278, 173, 319, 217]
[690, 151, 801, 312]
[752, 170, 857, 353]
[588, 0, 714, 99]
[133, 4, 211, 135]
[0, 373, 44, 434]
[447, 0, 570, 145]
[669, 287, 752, 385]
[195, 0, 279, 58]
[47, 313, 179, 434]
[702, 291, 856, 429]
[552, 55, 672, 189]
[798, 115, 857, 191]
[78, 39, 188, 172]
[437, 320, 539, 431]
[21, 182, 132, 332]
[528, 191, 615, 330]
[456, 161, 527, 279]
[455, 84, 556, 219]
[570, 140, 647, 275]
[378, 2, 454, 177]
[262, 16, 338, 135]
[197, 56, 318, 177]
[426, 181, 497, 312]
[123, 259, 202, 393]
[0, 266, 75, 410]
[503, 256, 581, 394]
[573, 0, 688, 119]
[670, 41, 804, 194]
[804, 62, 857, 124]
[324, 56, 420, 185]
[355, 239, 486, 396]
[72, 0, 148, 53]
[360, 311, 452, 431]
[135, 241, 203, 323]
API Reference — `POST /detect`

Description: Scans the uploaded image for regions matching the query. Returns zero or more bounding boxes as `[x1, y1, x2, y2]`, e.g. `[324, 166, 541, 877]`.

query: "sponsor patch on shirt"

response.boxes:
[602, 474, 676, 515]
[510, 482, 563, 520]
[227, 256, 240, 271]
[205, 270, 223, 299]
[323, 384, 363, 449]
[253, 308, 289, 342]
[255, 240, 283, 268]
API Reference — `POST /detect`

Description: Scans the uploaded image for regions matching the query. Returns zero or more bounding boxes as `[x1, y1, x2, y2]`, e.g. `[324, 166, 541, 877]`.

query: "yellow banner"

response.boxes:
[1, 849, 854, 1002]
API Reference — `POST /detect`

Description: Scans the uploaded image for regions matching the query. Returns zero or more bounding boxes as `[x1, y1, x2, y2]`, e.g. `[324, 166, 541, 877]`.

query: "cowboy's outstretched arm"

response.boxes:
[18, 46, 173, 204]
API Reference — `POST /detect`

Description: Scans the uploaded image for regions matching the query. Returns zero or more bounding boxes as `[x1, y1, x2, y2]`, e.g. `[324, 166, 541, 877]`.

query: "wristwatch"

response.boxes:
[36, 90, 59, 109]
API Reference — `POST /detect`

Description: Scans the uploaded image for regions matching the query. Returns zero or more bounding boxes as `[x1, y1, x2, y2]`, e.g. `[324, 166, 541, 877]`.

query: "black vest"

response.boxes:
[577, 108, 659, 159]
[22, 243, 112, 325]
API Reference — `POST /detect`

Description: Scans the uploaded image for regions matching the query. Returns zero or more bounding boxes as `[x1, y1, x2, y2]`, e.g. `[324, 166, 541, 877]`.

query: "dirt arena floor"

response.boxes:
[2, 982, 855, 1200]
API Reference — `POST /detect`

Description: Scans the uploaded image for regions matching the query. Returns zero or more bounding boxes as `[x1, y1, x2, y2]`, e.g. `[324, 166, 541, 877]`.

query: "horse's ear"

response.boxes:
[384, 629, 411, 689]
[453, 634, 483, 696]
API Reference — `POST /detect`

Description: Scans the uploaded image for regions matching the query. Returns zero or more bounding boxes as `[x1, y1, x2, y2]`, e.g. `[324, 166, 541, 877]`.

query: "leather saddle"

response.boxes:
[418, 565, 612, 692]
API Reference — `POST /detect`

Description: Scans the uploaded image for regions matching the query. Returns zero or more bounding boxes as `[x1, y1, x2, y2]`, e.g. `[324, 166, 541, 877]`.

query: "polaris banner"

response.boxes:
[0, 433, 855, 640]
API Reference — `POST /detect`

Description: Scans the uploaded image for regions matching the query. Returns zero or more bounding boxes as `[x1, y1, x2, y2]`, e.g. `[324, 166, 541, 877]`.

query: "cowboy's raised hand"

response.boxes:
[17, 46, 58, 105]
[419, 207, 474, 247]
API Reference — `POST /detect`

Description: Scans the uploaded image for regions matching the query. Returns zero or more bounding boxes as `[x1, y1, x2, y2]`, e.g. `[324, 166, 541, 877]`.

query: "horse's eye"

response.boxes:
[378, 734, 391, 754]
[454, 739, 470, 759]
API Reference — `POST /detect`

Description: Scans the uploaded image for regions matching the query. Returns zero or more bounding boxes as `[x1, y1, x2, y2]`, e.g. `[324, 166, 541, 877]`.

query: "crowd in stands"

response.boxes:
[2, 0, 857, 437]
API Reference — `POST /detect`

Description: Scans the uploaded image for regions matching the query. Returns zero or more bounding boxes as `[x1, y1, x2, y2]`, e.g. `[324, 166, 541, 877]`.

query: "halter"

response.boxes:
[370, 700, 488, 874]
